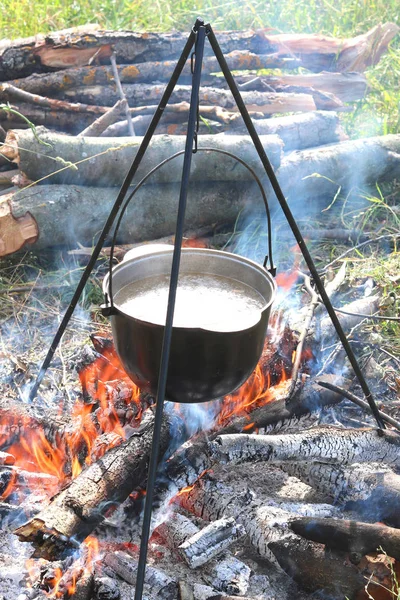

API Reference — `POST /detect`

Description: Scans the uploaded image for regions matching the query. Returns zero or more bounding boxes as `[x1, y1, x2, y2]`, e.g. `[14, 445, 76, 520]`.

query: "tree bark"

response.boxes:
[14, 409, 184, 559]
[0, 180, 248, 256]
[2, 129, 282, 186]
[1, 23, 397, 80]
[63, 84, 317, 113]
[290, 517, 400, 562]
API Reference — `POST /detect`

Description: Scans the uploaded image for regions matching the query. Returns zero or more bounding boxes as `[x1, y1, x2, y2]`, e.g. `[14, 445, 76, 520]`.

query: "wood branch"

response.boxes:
[0, 180, 248, 257]
[2, 129, 282, 186]
[274, 133, 400, 203]
[0, 102, 95, 133]
[210, 427, 400, 469]
[109, 52, 135, 136]
[1, 24, 397, 80]
[67, 226, 214, 261]
[154, 512, 200, 550]
[78, 99, 127, 137]
[231, 110, 347, 150]
[14, 409, 184, 558]
[9, 52, 301, 95]
[99, 115, 224, 137]
[64, 84, 317, 113]
[290, 517, 400, 562]
[0, 83, 111, 115]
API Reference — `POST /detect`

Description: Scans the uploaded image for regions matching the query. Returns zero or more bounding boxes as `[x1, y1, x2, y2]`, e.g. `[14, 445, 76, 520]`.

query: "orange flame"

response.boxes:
[176, 484, 195, 497]
[275, 243, 301, 291]
[0, 342, 144, 499]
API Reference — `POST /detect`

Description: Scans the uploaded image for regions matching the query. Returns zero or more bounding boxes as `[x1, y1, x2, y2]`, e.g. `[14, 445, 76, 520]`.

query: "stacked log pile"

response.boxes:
[0, 22, 400, 257]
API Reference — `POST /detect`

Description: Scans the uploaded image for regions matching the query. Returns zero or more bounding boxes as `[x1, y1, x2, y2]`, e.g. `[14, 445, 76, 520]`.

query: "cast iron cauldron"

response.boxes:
[103, 246, 276, 403]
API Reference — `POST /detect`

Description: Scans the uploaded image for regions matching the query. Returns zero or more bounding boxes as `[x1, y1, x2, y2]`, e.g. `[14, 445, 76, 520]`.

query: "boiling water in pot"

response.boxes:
[114, 273, 266, 332]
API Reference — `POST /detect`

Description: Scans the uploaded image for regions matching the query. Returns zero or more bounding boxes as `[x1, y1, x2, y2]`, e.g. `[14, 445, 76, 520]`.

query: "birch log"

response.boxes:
[1, 23, 397, 80]
[231, 110, 346, 150]
[1, 129, 282, 186]
[274, 133, 400, 203]
[0, 180, 248, 256]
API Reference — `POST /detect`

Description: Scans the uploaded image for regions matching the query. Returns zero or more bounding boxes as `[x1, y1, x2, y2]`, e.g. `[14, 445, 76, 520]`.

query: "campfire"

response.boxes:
[0, 17, 400, 600]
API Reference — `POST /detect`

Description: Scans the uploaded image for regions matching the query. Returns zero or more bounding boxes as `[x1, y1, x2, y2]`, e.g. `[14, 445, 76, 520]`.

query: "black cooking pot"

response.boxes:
[103, 247, 276, 403]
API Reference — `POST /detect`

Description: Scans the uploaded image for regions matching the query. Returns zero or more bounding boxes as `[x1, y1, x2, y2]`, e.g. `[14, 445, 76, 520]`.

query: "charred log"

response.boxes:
[210, 427, 400, 469]
[281, 462, 400, 527]
[14, 409, 184, 559]
[290, 517, 400, 562]
[152, 376, 344, 507]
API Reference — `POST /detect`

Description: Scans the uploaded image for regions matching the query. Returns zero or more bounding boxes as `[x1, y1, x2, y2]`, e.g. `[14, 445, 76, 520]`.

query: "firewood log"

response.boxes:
[0, 180, 248, 257]
[64, 84, 318, 113]
[1, 129, 282, 186]
[320, 294, 381, 337]
[236, 71, 369, 103]
[0, 102, 95, 133]
[1, 23, 397, 80]
[283, 461, 400, 528]
[14, 408, 185, 559]
[290, 517, 400, 562]
[210, 427, 400, 469]
[9, 52, 301, 95]
[104, 551, 177, 599]
[230, 110, 346, 150]
[178, 477, 370, 597]
[152, 376, 344, 507]
[274, 133, 400, 203]
[179, 517, 246, 568]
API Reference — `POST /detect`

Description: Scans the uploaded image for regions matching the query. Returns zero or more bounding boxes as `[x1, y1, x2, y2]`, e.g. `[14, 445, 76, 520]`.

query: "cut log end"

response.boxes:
[0, 195, 38, 256]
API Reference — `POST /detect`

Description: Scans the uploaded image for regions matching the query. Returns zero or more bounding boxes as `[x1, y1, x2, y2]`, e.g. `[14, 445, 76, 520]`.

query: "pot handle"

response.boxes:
[102, 147, 275, 316]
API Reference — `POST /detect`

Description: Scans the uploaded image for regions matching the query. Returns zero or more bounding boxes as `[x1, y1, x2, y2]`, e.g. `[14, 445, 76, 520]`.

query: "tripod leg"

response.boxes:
[28, 27, 197, 403]
[206, 24, 385, 430]
[134, 22, 207, 600]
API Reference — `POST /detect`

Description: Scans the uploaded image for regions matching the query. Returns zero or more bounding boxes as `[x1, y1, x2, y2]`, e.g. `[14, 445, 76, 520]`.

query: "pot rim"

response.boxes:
[103, 247, 277, 332]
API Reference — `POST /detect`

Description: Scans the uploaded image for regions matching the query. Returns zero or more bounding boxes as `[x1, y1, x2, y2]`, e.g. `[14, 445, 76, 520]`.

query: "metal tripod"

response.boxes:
[27, 18, 385, 600]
